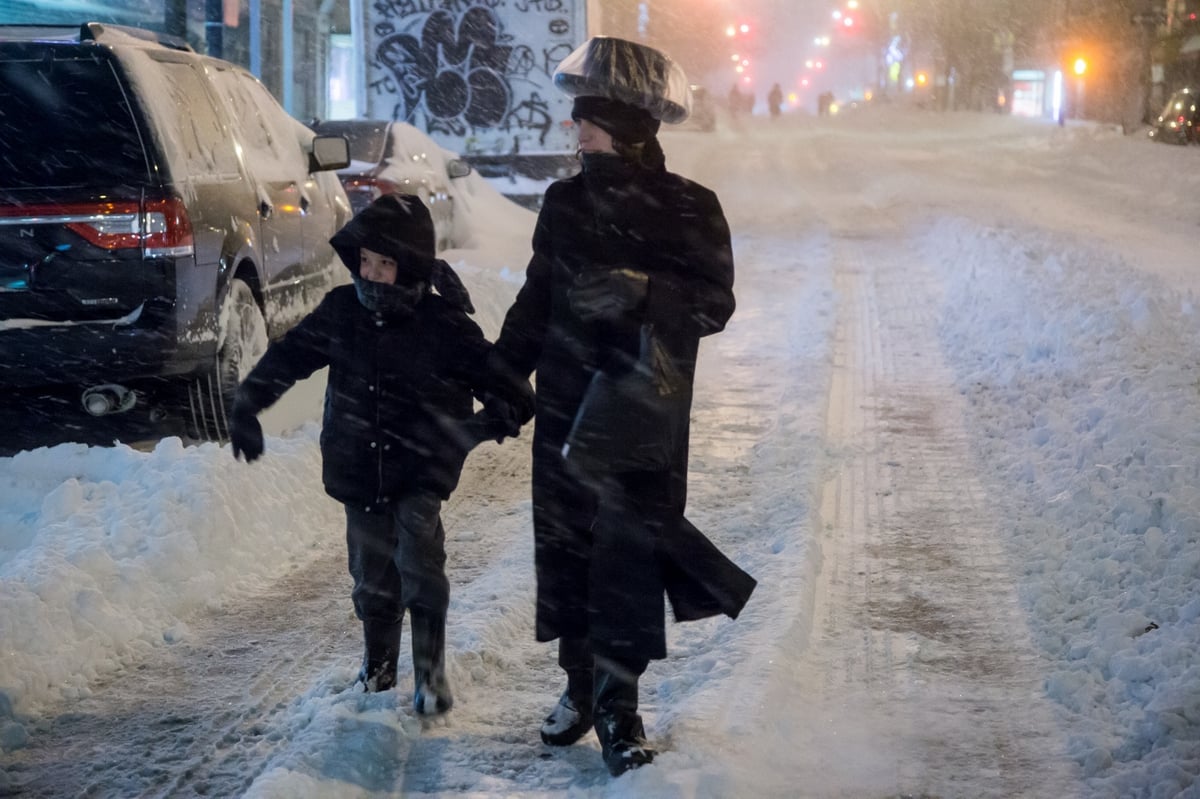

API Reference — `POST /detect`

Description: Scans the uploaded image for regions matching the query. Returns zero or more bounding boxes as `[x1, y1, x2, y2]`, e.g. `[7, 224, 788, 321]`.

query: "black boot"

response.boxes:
[594, 657, 655, 776]
[541, 637, 594, 746]
[358, 617, 402, 692]
[410, 609, 453, 715]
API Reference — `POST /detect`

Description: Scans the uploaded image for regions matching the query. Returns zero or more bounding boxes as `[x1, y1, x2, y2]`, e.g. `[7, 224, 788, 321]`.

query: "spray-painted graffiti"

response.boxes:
[513, 0, 565, 12]
[366, 0, 581, 155]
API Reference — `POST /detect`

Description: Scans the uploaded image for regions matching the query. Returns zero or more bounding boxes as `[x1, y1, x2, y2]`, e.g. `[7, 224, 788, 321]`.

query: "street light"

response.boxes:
[1072, 57, 1087, 120]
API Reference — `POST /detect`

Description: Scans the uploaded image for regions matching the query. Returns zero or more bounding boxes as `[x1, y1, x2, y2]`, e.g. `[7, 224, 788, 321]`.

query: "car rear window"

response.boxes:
[315, 121, 388, 163]
[0, 54, 151, 190]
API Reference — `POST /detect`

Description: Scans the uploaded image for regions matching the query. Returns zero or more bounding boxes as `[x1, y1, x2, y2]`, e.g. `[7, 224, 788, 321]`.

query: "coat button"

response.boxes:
[368, 385, 375, 392]
[370, 441, 377, 448]
[383, 444, 391, 451]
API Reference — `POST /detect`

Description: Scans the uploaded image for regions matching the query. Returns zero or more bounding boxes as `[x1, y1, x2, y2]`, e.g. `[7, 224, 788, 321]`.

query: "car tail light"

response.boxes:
[140, 197, 194, 258]
[0, 198, 194, 258]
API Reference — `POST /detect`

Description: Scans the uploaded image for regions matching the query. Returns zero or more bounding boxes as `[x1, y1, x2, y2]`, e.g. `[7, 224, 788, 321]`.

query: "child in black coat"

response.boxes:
[229, 194, 533, 714]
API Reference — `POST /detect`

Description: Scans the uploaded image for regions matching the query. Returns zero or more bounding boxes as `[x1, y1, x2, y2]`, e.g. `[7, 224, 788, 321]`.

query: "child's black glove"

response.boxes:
[229, 404, 264, 462]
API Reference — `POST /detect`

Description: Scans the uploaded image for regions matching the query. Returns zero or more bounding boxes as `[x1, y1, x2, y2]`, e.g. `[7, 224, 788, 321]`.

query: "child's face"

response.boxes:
[360, 248, 398, 284]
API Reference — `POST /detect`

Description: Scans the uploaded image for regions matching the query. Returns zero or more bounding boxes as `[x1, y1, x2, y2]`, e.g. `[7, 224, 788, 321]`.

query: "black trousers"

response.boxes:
[344, 489, 449, 625]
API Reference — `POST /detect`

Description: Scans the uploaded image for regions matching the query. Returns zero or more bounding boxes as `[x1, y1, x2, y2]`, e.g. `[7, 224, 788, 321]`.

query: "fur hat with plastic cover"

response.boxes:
[553, 36, 692, 124]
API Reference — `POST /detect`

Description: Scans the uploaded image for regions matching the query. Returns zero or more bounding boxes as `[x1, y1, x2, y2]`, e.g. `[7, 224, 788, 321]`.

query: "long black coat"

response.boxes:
[494, 155, 751, 658]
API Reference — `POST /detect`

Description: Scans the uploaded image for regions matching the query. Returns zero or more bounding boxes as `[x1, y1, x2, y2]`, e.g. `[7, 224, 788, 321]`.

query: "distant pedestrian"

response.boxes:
[728, 82, 743, 116]
[768, 83, 783, 118]
[229, 194, 533, 716]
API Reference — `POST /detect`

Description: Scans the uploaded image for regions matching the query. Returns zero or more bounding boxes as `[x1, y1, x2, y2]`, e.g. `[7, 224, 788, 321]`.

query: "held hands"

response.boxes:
[568, 268, 649, 322]
[462, 400, 520, 449]
[484, 392, 531, 439]
[229, 404, 264, 462]
[483, 351, 536, 430]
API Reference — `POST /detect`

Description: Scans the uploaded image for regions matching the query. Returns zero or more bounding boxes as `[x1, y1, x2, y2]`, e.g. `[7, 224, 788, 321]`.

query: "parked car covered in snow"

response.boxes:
[0, 22, 351, 451]
[309, 119, 474, 250]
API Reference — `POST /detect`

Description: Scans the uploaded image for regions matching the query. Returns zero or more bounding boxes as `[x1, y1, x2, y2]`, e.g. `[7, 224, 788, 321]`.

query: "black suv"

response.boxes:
[0, 23, 351, 451]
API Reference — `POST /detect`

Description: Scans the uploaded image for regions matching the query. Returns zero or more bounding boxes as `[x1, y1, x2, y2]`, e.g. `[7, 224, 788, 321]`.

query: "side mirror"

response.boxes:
[310, 135, 350, 172]
[446, 158, 473, 179]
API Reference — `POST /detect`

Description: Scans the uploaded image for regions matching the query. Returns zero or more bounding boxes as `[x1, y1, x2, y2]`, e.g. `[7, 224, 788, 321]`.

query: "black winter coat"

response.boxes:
[237, 286, 499, 509]
[494, 155, 751, 653]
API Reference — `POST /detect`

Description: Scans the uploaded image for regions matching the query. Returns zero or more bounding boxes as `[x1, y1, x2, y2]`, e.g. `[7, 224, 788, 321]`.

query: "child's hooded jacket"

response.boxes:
[235, 195, 508, 508]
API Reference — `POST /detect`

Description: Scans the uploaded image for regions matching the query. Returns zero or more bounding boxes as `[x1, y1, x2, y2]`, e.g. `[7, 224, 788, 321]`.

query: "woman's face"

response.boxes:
[360, 247, 398, 284]
[576, 118, 616, 154]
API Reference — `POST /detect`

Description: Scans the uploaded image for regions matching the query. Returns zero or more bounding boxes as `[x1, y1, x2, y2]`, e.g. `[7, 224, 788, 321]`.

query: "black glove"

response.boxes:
[483, 394, 526, 439]
[460, 407, 514, 449]
[568, 268, 649, 322]
[229, 405, 264, 462]
[484, 351, 535, 428]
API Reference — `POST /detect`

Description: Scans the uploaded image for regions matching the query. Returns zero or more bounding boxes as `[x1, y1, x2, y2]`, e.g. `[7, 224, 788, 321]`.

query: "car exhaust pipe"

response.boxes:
[81, 384, 137, 416]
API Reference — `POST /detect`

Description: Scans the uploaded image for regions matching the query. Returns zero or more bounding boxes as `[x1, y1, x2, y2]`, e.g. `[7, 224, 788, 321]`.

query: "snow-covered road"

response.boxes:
[5, 110, 1200, 797]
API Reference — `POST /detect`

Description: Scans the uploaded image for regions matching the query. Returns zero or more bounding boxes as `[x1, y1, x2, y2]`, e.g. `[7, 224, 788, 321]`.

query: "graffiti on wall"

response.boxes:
[367, 0, 578, 154]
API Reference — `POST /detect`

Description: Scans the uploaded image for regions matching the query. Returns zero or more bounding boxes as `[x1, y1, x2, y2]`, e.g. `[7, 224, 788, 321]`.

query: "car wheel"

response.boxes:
[187, 277, 267, 441]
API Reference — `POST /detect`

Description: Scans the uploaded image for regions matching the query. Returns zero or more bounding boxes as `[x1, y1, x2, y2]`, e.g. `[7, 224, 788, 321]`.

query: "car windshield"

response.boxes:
[0, 55, 149, 190]
[313, 121, 389, 164]
[1163, 91, 1196, 117]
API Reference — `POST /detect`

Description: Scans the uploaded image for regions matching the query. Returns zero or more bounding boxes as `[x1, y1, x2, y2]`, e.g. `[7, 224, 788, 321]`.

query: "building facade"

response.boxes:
[0, 0, 344, 121]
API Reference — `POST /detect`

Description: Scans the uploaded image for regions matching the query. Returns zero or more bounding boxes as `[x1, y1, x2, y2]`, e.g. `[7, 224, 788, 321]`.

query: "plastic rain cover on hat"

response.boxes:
[553, 36, 692, 124]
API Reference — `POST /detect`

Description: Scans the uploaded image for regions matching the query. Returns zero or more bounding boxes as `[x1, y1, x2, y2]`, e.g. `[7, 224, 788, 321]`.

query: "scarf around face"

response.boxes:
[352, 273, 427, 319]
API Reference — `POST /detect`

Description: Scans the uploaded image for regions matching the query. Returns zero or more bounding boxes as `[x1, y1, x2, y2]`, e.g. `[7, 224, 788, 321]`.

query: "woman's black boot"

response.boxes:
[593, 656, 655, 776]
[541, 637, 594, 745]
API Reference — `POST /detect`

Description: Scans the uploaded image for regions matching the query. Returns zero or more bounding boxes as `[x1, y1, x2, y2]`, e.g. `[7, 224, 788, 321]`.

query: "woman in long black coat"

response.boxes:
[491, 39, 753, 775]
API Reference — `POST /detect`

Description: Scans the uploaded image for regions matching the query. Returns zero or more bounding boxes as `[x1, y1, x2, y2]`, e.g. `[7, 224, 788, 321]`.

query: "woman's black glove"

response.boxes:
[568, 268, 649, 322]
[229, 404, 264, 462]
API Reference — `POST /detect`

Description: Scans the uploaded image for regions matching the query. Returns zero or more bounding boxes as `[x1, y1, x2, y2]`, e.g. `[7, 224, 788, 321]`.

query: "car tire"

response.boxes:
[188, 277, 268, 441]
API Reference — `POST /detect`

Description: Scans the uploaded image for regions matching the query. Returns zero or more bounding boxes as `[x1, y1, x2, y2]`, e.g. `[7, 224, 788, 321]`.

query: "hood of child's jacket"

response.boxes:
[330, 194, 439, 282]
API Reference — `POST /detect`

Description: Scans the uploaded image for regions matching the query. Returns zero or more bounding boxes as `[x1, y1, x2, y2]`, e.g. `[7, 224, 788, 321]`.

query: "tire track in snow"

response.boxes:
[764, 236, 1082, 798]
